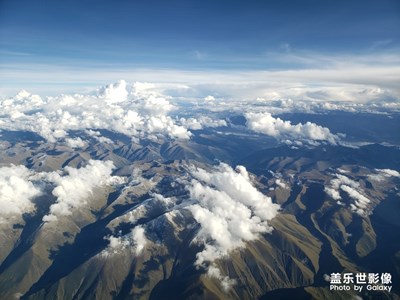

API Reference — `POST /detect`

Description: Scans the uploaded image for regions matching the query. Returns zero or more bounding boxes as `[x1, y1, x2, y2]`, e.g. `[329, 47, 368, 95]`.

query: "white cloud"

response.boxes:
[325, 173, 370, 216]
[42, 160, 123, 222]
[245, 112, 341, 145]
[0, 165, 41, 223]
[206, 264, 236, 292]
[65, 137, 87, 149]
[146, 115, 191, 140]
[324, 187, 341, 201]
[101, 235, 131, 257]
[330, 174, 360, 190]
[0, 160, 126, 225]
[98, 80, 128, 104]
[204, 95, 215, 101]
[151, 192, 175, 207]
[1, 71, 397, 147]
[187, 163, 280, 268]
[2, 49, 399, 101]
[1, 90, 44, 110]
[376, 168, 400, 177]
[275, 179, 288, 189]
[101, 225, 148, 257]
[368, 168, 400, 182]
[0, 80, 192, 143]
[179, 116, 227, 130]
[340, 185, 370, 216]
[140, 95, 174, 116]
[131, 225, 147, 255]
[85, 130, 114, 144]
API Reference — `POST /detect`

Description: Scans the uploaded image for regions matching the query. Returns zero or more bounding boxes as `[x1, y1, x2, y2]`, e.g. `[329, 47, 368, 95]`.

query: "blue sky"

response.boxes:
[0, 0, 399, 96]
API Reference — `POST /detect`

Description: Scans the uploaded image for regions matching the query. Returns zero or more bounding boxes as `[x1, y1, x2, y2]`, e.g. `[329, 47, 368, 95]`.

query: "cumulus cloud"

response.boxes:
[151, 192, 175, 207]
[0, 160, 125, 224]
[377, 169, 400, 177]
[340, 185, 370, 216]
[1, 78, 396, 147]
[330, 174, 360, 189]
[204, 95, 215, 101]
[85, 130, 114, 144]
[325, 173, 370, 216]
[101, 225, 148, 257]
[0, 80, 193, 143]
[368, 168, 400, 182]
[43, 160, 124, 222]
[324, 187, 341, 201]
[65, 137, 87, 149]
[131, 226, 147, 255]
[1, 90, 44, 112]
[179, 116, 227, 130]
[146, 115, 191, 140]
[186, 163, 280, 268]
[245, 112, 341, 145]
[0, 165, 41, 223]
[98, 80, 128, 104]
[206, 264, 236, 292]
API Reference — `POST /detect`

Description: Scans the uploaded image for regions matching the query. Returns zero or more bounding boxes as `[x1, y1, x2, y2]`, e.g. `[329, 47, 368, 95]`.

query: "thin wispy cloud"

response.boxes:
[1, 49, 399, 101]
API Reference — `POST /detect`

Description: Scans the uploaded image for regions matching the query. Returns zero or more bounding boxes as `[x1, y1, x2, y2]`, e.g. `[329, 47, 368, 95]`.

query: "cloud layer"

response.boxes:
[2, 79, 397, 150]
[2, 50, 399, 102]
[0, 81, 192, 143]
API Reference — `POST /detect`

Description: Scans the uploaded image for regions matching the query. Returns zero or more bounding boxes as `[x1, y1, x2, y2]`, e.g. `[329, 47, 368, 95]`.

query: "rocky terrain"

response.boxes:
[0, 82, 399, 299]
[0, 121, 399, 300]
